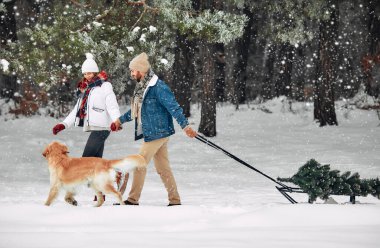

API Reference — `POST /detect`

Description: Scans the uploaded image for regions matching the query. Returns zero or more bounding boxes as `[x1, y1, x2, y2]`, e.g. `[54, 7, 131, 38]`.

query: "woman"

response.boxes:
[52, 53, 121, 201]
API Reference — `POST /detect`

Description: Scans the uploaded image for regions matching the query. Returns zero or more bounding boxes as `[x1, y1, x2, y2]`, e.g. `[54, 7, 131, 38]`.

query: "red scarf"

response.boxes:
[76, 71, 108, 125]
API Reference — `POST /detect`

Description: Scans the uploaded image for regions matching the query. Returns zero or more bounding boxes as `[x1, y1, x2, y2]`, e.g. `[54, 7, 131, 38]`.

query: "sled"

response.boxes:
[196, 134, 360, 204]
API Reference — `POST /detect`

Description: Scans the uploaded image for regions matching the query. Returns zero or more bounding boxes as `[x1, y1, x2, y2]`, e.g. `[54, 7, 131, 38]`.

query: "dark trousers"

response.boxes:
[82, 130, 110, 158]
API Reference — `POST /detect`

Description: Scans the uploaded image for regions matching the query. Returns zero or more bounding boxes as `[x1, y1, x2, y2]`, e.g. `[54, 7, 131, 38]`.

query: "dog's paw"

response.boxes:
[65, 198, 78, 206]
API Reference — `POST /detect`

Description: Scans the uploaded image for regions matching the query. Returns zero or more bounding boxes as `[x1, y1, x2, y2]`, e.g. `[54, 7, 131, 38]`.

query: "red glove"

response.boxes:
[110, 121, 122, 131]
[110, 122, 117, 131]
[53, 124, 65, 135]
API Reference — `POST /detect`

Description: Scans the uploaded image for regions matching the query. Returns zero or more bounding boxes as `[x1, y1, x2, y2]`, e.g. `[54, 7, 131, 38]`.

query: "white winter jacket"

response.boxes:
[62, 81, 121, 131]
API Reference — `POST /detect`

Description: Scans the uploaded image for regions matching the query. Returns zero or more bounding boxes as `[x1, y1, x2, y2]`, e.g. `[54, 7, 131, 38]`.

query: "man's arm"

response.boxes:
[156, 81, 197, 138]
[111, 109, 132, 131]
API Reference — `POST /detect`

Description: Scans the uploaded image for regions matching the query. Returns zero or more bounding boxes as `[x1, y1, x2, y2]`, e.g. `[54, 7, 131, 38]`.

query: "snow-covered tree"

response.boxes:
[0, 0, 247, 118]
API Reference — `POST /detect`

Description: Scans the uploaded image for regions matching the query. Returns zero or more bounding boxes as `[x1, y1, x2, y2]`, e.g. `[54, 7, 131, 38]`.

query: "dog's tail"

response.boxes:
[110, 155, 146, 192]
[110, 154, 146, 172]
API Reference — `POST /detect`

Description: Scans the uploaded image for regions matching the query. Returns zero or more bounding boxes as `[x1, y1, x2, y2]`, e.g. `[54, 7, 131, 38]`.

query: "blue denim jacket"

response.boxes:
[119, 78, 189, 142]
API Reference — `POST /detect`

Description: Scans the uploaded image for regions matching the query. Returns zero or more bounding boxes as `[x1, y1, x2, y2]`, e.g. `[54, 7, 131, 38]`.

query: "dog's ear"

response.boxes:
[42, 145, 50, 157]
[60, 143, 69, 155]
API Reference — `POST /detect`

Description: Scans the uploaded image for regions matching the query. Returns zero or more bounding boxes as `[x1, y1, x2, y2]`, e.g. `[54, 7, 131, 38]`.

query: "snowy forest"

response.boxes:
[1, 1, 380, 248]
[0, 0, 379, 136]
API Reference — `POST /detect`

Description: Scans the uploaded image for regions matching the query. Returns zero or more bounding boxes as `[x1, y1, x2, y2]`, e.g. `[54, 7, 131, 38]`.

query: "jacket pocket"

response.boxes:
[92, 106, 105, 112]
[144, 98, 158, 115]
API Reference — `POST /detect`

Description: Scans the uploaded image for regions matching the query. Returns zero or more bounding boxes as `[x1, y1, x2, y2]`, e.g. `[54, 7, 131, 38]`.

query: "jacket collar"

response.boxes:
[148, 74, 158, 86]
[143, 74, 158, 98]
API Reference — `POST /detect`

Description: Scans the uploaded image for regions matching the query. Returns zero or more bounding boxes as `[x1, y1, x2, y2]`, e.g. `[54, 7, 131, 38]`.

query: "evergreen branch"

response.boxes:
[130, 4, 147, 31]
[125, 0, 144, 7]
[125, 0, 159, 12]
[76, 0, 160, 33]
[77, 7, 114, 32]
[286, 159, 380, 202]
[70, 0, 91, 8]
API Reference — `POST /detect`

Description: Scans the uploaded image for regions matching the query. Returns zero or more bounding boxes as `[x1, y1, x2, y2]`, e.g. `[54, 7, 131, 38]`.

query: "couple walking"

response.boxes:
[52, 52, 197, 206]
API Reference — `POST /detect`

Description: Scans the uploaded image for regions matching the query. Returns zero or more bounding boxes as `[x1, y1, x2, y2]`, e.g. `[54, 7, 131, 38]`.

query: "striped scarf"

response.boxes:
[131, 69, 155, 121]
[77, 76, 104, 125]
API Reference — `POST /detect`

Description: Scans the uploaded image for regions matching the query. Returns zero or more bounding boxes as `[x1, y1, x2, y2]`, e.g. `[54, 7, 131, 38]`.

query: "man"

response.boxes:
[111, 52, 197, 206]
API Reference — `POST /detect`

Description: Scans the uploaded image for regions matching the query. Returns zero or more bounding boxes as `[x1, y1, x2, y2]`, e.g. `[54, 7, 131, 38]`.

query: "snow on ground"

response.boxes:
[0, 98, 379, 248]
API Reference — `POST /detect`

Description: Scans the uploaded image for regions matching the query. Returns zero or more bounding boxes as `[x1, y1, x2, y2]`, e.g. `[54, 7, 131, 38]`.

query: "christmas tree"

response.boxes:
[278, 159, 380, 203]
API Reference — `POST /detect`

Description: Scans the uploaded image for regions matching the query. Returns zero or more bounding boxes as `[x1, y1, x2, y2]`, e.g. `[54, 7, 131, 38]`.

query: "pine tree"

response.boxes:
[278, 159, 380, 203]
[0, 0, 247, 116]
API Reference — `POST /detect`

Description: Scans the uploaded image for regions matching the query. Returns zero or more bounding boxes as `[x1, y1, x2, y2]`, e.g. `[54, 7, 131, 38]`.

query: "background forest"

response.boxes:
[0, 0, 379, 137]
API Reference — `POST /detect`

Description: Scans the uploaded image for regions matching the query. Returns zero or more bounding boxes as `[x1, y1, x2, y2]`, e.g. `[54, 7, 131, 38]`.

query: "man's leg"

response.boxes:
[153, 139, 181, 205]
[127, 137, 169, 204]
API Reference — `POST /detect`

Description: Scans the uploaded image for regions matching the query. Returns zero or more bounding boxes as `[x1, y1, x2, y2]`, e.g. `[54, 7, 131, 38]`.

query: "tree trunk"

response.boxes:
[194, 0, 219, 137]
[314, 1, 339, 126]
[215, 43, 225, 102]
[198, 42, 217, 137]
[275, 42, 294, 98]
[224, 4, 254, 108]
[0, 0, 17, 47]
[262, 43, 276, 100]
[363, 0, 380, 98]
[172, 31, 195, 117]
[0, 0, 18, 98]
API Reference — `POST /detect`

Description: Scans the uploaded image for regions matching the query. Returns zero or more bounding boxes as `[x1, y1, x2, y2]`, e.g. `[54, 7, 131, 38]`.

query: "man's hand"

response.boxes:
[184, 126, 197, 138]
[110, 119, 122, 131]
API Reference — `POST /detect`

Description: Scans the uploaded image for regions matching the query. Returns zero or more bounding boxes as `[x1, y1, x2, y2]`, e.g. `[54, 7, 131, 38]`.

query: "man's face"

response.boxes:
[130, 69, 145, 82]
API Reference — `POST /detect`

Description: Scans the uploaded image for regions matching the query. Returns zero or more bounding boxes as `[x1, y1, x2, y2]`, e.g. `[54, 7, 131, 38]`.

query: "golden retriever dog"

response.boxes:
[42, 141, 145, 207]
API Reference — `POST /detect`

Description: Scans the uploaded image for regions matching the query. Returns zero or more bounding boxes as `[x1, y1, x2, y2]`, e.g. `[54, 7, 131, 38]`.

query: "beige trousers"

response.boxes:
[127, 137, 181, 205]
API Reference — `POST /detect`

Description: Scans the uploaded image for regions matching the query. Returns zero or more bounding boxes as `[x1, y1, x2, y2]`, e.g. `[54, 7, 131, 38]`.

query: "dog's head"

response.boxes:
[43, 141, 69, 158]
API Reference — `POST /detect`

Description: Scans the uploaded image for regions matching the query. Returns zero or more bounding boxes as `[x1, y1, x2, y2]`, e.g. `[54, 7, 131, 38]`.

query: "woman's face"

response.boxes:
[83, 72, 96, 81]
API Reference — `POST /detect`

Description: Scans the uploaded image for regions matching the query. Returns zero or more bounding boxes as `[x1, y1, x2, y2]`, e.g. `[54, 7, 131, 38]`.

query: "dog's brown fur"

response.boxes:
[42, 141, 145, 207]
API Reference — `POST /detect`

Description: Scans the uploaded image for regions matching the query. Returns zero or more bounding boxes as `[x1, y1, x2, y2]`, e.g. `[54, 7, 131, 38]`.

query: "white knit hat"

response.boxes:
[81, 53, 99, 73]
[129, 52, 150, 73]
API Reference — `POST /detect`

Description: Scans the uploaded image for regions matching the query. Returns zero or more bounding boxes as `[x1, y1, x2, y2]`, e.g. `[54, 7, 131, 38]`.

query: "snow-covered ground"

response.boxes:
[0, 98, 379, 248]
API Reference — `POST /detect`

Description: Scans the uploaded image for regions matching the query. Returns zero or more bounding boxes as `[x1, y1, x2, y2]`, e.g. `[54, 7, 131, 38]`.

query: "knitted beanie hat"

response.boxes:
[81, 53, 99, 73]
[129, 52, 150, 73]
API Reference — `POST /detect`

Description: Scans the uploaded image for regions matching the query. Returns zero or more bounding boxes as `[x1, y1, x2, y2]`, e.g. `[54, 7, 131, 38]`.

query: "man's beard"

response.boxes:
[133, 75, 142, 82]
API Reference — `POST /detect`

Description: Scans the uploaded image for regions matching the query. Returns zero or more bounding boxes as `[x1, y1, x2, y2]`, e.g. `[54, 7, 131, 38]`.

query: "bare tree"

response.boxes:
[314, 1, 339, 126]
[0, 0, 18, 98]
[362, 0, 380, 98]
[172, 32, 195, 118]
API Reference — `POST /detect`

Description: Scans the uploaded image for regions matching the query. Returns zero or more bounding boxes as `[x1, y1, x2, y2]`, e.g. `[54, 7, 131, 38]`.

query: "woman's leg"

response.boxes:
[82, 130, 110, 158]
[82, 130, 110, 201]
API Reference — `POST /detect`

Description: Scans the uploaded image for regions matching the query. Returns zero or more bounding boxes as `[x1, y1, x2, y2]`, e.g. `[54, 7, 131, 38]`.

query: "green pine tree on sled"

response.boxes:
[278, 159, 380, 203]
